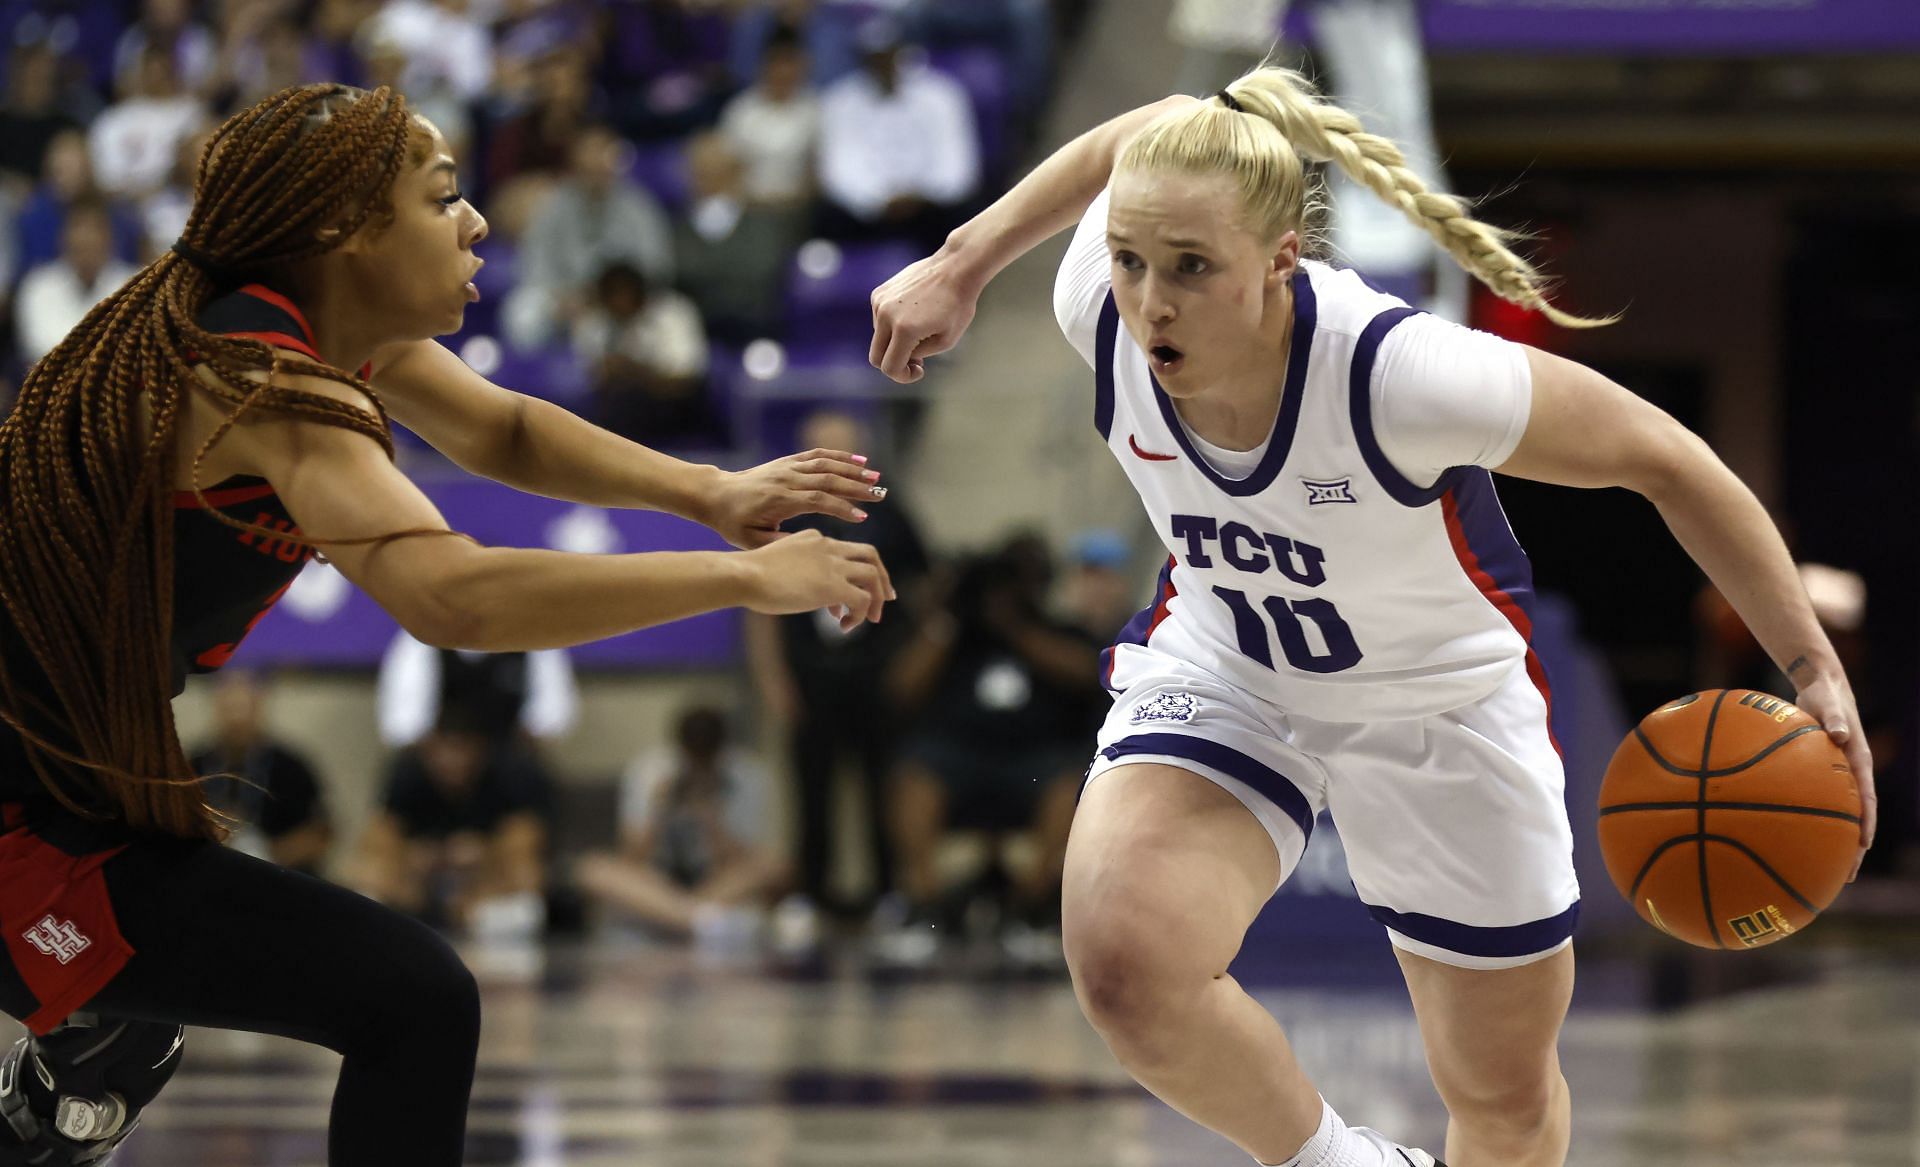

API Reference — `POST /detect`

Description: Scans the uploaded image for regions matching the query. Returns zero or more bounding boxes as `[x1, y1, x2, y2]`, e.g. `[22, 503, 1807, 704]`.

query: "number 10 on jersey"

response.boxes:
[1212, 585, 1363, 674]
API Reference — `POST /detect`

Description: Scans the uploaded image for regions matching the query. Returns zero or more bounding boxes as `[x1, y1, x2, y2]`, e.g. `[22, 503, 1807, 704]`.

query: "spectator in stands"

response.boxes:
[308, 0, 383, 85]
[15, 129, 145, 271]
[14, 198, 138, 364]
[87, 44, 207, 199]
[138, 126, 211, 259]
[376, 632, 579, 751]
[873, 533, 1099, 963]
[364, 0, 494, 104]
[354, 707, 556, 937]
[573, 260, 718, 448]
[483, 46, 598, 235]
[746, 409, 932, 929]
[719, 25, 819, 209]
[730, 0, 862, 90]
[190, 669, 333, 878]
[502, 123, 675, 351]
[220, 16, 324, 112]
[575, 706, 787, 947]
[601, 0, 736, 140]
[905, 0, 1054, 113]
[0, 42, 84, 188]
[675, 133, 803, 343]
[816, 16, 979, 247]
[1060, 527, 1139, 645]
[354, 28, 473, 167]
[113, 0, 220, 100]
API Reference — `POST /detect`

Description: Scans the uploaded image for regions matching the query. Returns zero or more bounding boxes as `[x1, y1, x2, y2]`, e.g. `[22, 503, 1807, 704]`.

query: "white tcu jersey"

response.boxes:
[1083, 260, 1548, 722]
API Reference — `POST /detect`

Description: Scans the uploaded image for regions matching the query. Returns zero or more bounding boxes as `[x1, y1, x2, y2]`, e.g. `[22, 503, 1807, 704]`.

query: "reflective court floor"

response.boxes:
[45, 927, 1920, 1167]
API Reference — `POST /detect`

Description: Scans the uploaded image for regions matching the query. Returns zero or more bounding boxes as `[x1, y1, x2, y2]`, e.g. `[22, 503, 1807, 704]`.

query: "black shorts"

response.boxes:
[0, 804, 137, 1034]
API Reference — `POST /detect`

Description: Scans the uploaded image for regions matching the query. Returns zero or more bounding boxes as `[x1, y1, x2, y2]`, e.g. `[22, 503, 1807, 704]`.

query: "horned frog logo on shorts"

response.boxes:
[1130, 691, 1199, 725]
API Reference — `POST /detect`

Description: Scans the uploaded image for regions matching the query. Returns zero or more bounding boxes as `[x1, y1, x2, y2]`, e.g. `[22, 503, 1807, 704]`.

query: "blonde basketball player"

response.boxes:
[868, 69, 1875, 1167]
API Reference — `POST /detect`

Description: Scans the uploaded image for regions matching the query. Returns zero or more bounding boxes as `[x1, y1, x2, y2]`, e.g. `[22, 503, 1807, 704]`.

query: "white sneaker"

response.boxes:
[1351, 1128, 1443, 1167]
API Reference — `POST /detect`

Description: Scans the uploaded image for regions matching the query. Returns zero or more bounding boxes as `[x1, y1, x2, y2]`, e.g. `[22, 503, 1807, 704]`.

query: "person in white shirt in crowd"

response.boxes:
[575, 706, 788, 949]
[676, 132, 805, 343]
[815, 15, 979, 246]
[112, 0, 219, 100]
[377, 631, 579, 750]
[718, 24, 819, 209]
[87, 45, 207, 200]
[138, 126, 211, 261]
[573, 260, 718, 446]
[364, 0, 494, 104]
[502, 124, 676, 351]
[13, 198, 137, 364]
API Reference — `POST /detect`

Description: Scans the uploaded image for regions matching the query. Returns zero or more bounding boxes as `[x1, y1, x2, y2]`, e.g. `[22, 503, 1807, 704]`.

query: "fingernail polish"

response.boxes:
[853, 508, 868, 520]
[870, 485, 887, 499]
[851, 454, 868, 464]
[863, 470, 881, 481]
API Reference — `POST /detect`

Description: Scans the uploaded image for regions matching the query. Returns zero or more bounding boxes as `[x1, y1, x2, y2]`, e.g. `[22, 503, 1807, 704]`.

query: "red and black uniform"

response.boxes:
[0, 286, 477, 1167]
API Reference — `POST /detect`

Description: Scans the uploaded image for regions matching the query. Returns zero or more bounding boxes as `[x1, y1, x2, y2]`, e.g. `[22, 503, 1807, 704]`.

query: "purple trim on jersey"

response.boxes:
[1100, 731, 1315, 844]
[1094, 293, 1119, 440]
[1363, 899, 1579, 959]
[1446, 467, 1539, 634]
[1100, 555, 1175, 691]
[1142, 267, 1318, 497]
[1348, 306, 1469, 507]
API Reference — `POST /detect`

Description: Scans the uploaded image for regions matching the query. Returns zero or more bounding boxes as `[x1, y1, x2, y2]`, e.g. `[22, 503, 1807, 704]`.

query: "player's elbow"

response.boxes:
[382, 547, 507, 651]
[1619, 413, 1713, 505]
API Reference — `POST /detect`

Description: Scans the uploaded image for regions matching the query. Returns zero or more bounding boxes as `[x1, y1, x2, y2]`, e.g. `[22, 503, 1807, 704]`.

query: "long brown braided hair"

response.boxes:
[0, 83, 436, 839]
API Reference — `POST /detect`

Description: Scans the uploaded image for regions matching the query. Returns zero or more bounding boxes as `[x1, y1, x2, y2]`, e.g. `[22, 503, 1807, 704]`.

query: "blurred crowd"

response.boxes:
[0, 0, 1095, 452]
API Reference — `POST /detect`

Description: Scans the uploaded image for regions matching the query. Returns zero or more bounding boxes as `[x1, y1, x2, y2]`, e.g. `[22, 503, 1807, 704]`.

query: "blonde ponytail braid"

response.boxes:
[1124, 68, 1616, 329]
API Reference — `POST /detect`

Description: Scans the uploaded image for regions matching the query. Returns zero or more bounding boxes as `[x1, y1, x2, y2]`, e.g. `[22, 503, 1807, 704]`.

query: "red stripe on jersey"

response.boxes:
[221, 330, 323, 362]
[238, 284, 319, 350]
[172, 482, 278, 509]
[1106, 557, 1179, 689]
[1440, 490, 1561, 757]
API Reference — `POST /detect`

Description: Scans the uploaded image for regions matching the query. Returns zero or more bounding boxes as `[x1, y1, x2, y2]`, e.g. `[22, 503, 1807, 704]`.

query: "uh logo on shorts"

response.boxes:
[1168, 514, 1364, 675]
[22, 915, 92, 964]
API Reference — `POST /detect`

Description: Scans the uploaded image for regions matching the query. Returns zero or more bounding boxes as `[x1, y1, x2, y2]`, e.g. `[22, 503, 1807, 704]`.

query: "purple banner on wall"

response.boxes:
[1418, 0, 1918, 54]
[229, 477, 740, 671]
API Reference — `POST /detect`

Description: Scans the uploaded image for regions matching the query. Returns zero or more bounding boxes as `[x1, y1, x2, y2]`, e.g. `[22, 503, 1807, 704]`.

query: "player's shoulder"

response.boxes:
[1299, 260, 1413, 340]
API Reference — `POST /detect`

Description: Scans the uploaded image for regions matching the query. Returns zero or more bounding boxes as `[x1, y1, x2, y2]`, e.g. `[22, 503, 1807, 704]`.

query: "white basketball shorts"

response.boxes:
[1086, 645, 1580, 970]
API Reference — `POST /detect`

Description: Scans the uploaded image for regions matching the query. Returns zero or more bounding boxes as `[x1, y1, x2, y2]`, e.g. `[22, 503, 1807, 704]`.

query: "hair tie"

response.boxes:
[170, 239, 225, 275]
[1216, 89, 1244, 113]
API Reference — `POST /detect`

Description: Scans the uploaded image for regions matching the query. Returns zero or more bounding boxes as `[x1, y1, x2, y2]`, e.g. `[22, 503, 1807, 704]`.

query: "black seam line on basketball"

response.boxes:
[1699, 834, 1821, 915]
[1628, 834, 1698, 903]
[1699, 690, 1732, 949]
[1629, 724, 1824, 778]
[1598, 801, 1861, 824]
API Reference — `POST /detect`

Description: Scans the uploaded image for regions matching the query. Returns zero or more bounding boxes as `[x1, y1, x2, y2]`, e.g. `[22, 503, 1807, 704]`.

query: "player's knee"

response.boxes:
[1435, 1060, 1560, 1137]
[1064, 919, 1193, 1049]
[361, 924, 480, 1056]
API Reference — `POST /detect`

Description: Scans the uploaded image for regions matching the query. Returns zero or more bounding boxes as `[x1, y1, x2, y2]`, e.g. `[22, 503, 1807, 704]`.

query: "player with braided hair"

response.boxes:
[0, 83, 893, 1166]
[870, 67, 1871, 1167]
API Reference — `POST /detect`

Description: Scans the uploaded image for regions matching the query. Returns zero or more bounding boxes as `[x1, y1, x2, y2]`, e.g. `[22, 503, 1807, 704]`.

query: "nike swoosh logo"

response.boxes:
[1128, 433, 1177, 461]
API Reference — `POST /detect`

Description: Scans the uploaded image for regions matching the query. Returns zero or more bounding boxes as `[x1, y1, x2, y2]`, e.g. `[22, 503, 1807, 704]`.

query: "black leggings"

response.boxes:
[82, 838, 478, 1165]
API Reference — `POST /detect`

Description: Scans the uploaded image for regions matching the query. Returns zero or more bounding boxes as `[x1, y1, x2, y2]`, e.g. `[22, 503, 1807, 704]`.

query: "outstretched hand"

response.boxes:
[704, 448, 888, 549]
[1794, 669, 1877, 882]
[868, 252, 983, 383]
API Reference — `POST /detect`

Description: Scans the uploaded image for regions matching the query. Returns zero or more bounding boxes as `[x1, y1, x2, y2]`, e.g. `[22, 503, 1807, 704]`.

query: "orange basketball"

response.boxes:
[1596, 689, 1860, 950]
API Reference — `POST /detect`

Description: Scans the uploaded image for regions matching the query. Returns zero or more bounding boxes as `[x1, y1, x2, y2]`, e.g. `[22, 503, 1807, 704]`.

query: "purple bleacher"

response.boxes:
[784, 240, 922, 340]
[925, 45, 1011, 176]
[624, 140, 690, 211]
[488, 343, 591, 405]
[713, 338, 893, 456]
